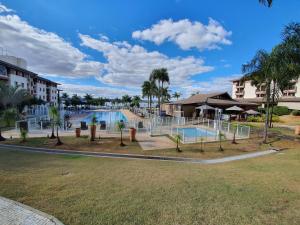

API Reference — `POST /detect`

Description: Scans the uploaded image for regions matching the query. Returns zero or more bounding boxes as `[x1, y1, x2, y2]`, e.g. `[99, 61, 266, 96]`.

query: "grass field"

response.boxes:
[0, 146, 299, 225]
[2, 135, 283, 159]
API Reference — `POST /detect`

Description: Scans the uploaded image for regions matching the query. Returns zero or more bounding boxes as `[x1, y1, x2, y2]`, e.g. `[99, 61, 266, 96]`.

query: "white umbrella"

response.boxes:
[226, 105, 244, 112]
[245, 109, 260, 115]
[195, 104, 215, 110]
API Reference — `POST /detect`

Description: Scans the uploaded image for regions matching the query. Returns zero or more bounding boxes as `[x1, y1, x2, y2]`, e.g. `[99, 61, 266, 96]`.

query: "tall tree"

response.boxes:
[84, 94, 93, 108]
[172, 92, 181, 100]
[242, 50, 273, 143]
[70, 94, 81, 109]
[142, 80, 157, 112]
[149, 68, 169, 110]
[0, 82, 29, 141]
[122, 94, 132, 107]
[131, 95, 141, 108]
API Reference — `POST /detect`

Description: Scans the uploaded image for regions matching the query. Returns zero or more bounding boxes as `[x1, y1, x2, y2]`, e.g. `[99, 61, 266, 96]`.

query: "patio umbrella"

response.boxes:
[195, 104, 215, 110]
[225, 105, 244, 112]
[244, 109, 260, 115]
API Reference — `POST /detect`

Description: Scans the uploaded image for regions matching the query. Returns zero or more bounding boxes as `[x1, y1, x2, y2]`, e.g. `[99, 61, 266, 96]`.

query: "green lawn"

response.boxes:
[2, 135, 277, 159]
[0, 147, 299, 225]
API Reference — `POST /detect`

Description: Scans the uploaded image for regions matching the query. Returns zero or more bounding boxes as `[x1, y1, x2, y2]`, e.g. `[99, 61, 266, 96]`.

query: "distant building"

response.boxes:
[0, 55, 59, 106]
[232, 77, 300, 110]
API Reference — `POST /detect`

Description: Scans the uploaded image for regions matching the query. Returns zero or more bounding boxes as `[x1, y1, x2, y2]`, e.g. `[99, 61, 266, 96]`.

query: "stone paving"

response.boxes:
[0, 196, 64, 225]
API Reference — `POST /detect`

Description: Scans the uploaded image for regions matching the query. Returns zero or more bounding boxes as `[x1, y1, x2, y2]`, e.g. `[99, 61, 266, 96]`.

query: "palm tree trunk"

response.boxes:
[263, 84, 271, 143]
[269, 82, 276, 128]
[56, 125, 63, 145]
[120, 130, 125, 146]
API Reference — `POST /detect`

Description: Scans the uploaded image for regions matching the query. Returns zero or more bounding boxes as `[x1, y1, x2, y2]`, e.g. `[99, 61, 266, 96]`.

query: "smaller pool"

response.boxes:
[174, 127, 216, 138]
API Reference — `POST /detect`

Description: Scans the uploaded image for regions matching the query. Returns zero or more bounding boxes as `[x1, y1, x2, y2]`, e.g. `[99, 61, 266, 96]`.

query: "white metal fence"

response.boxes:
[148, 117, 250, 144]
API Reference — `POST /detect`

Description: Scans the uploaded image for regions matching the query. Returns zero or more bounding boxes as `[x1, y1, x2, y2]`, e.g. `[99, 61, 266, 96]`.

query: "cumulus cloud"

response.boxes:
[60, 83, 138, 98]
[79, 34, 213, 87]
[132, 18, 232, 51]
[181, 74, 240, 97]
[0, 7, 102, 77]
[0, 4, 14, 13]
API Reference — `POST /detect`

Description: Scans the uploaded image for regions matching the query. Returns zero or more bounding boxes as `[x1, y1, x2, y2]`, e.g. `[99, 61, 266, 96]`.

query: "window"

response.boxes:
[21, 83, 24, 88]
[15, 81, 18, 86]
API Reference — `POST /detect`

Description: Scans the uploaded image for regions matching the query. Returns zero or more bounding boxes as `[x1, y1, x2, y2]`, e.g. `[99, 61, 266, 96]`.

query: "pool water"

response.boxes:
[175, 127, 216, 138]
[83, 111, 127, 124]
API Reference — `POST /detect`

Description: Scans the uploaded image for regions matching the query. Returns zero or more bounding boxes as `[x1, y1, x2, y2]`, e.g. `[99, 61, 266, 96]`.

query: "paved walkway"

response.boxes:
[0, 144, 277, 164]
[136, 133, 176, 150]
[0, 196, 63, 225]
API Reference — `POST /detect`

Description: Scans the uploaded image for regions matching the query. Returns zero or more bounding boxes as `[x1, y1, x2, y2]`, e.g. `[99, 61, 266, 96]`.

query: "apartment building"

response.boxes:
[232, 77, 300, 110]
[0, 55, 59, 106]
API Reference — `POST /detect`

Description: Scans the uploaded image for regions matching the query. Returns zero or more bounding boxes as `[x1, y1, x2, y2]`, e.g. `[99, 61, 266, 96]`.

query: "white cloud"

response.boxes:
[180, 74, 240, 97]
[0, 8, 102, 77]
[60, 83, 138, 98]
[0, 4, 14, 13]
[79, 34, 213, 88]
[132, 18, 232, 51]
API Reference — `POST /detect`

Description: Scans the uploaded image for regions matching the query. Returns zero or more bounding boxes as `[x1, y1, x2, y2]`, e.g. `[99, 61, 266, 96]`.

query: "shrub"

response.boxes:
[292, 110, 300, 116]
[247, 115, 280, 123]
[247, 116, 261, 122]
[273, 106, 290, 116]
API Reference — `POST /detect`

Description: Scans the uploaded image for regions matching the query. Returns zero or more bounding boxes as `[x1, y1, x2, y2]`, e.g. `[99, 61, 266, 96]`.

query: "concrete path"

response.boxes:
[0, 144, 276, 164]
[136, 133, 176, 150]
[0, 196, 63, 225]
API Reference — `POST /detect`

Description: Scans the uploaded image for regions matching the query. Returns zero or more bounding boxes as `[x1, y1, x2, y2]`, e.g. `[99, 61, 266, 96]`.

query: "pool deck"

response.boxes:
[121, 109, 145, 121]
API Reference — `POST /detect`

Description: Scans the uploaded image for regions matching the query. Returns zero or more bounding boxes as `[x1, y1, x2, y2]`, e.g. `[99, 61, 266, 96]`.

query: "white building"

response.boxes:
[232, 77, 300, 110]
[0, 55, 59, 106]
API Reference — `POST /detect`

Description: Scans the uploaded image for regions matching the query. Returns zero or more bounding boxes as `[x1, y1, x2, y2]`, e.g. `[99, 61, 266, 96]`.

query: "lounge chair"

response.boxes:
[80, 121, 88, 130]
[100, 121, 106, 130]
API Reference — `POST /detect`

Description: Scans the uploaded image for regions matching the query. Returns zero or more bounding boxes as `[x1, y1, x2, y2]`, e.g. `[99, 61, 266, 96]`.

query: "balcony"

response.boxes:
[283, 88, 297, 94]
[235, 90, 244, 96]
[236, 84, 245, 88]
[255, 90, 266, 95]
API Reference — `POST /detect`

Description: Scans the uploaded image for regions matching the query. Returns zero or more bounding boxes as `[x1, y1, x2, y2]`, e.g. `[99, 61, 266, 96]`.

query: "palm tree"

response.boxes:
[161, 87, 171, 103]
[150, 68, 169, 110]
[242, 50, 273, 143]
[142, 81, 151, 109]
[131, 95, 141, 108]
[116, 121, 125, 146]
[84, 93, 93, 108]
[172, 92, 181, 100]
[49, 106, 57, 139]
[259, 0, 273, 7]
[121, 95, 132, 107]
[174, 134, 182, 152]
[49, 106, 63, 145]
[0, 82, 29, 109]
[70, 94, 81, 109]
[0, 82, 29, 141]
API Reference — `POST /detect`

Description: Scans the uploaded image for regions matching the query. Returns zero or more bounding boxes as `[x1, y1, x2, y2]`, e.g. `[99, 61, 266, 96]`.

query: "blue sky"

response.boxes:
[1, 0, 300, 98]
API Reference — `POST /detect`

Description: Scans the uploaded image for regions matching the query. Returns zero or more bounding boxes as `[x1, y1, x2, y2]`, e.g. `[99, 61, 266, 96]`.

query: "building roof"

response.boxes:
[171, 92, 258, 107]
[174, 92, 231, 105]
[0, 59, 59, 85]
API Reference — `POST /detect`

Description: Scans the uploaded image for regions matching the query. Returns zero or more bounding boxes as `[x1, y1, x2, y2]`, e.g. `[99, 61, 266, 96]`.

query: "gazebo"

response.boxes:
[195, 104, 215, 118]
[226, 105, 244, 121]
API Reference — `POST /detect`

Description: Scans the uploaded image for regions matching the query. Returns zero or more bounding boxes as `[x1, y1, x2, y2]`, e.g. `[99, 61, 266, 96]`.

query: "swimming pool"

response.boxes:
[83, 111, 127, 124]
[174, 127, 217, 138]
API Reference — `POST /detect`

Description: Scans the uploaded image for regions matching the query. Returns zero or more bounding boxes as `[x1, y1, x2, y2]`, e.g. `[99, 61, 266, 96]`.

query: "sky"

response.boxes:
[1, 0, 300, 99]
